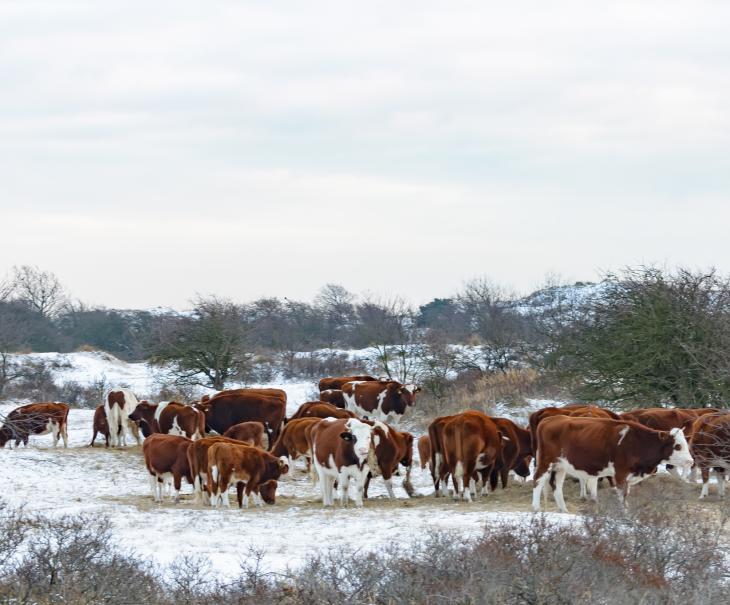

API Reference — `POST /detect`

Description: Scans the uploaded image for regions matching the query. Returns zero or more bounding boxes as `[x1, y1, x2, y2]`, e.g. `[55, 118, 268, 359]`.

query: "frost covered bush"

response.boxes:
[0, 500, 725, 604]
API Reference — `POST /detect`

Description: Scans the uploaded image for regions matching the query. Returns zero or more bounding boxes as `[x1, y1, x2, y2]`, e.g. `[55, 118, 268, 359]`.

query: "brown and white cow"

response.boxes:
[0, 402, 69, 448]
[309, 417, 378, 507]
[362, 422, 415, 498]
[223, 421, 266, 448]
[289, 402, 356, 421]
[270, 416, 323, 478]
[187, 436, 247, 505]
[341, 380, 420, 423]
[689, 412, 730, 499]
[90, 404, 112, 447]
[440, 411, 504, 501]
[142, 434, 193, 503]
[207, 442, 289, 508]
[104, 389, 141, 447]
[532, 416, 694, 513]
[318, 375, 377, 392]
[128, 401, 205, 441]
[319, 389, 347, 409]
[204, 391, 286, 447]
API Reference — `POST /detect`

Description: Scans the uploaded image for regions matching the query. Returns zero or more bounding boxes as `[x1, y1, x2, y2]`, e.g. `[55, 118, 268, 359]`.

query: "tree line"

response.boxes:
[3, 264, 730, 408]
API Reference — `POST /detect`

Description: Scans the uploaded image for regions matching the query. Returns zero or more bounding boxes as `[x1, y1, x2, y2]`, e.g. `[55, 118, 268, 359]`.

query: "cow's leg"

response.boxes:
[149, 474, 158, 500]
[402, 465, 415, 497]
[532, 466, 550, 512]
[382, 475, 395, 499]
[339, 472, 351, 506]
[236, 482, 244, 508]
[578, 477, 588, 500]
[354, 473, 366, 508]
[61, 422, 68, 448]
[587, 477, 599, 502]
[130, 421, 141, 445]
[50, 422, 60, 447]
[700, 467, 710, 499]
[432, 452, 442, 496]
[321, 471, 335, 507]
[552, 469, 568, 513]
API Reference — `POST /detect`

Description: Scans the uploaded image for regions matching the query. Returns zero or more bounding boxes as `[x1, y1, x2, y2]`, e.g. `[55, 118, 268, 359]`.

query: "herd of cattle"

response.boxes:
[2, 374, 730, 513]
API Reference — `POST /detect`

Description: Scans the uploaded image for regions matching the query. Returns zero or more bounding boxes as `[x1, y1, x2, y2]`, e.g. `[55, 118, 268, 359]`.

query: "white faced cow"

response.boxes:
[341, 380, 419, 424]
[309, 417, 378, 507]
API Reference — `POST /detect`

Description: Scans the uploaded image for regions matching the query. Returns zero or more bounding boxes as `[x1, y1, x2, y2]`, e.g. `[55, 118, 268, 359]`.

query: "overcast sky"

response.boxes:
[2, 1, 729, 309]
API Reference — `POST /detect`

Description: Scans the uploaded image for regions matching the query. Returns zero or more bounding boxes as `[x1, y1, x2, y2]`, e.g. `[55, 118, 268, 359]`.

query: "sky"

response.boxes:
[2, 1, 730, 309]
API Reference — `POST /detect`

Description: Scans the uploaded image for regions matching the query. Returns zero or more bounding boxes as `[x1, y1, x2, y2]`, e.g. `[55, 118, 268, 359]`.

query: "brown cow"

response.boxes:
[309, 417, 378, 507]
[490, 417, 532, 489]
[341, 380, 420, 423]
[211, 388, 287, 403]
[128, 401, 205, 440]
[270, 417, 322, 476]
[532, 416, 694, 512]
[142, 434, 193, 503]
[207, 442, 289, 508]
[319, 389, 347, 409]
[223, 421, 266, 448]
[187, 436, 248, 505]
[319, 375, 377, 391]
[0, 402, 69, 448]
[363, 422, 415, 498]
[620, 408, 696, 435]
[90, 404, 112, 447]
[289, 402, 356, 421]
[440, 411, 504, 501]
[427, 414, 458, 496]
[689, 412, 730, 498]
[204, 392, 286, 447]
[103, 388, 141, 447]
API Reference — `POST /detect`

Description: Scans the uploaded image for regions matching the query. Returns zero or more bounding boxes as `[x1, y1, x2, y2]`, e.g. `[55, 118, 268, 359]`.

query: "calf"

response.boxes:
[223, 421, 266, 448]
[0, 402, 69, 448]
[289, 402, 356, 421]
[532, 416, 693, 513]
[363, 422, 415, 498]
[90, 404, 111, 447]
[128, 401, 205, 440]
[689, 412, 730, 498]
[207, 442, 289, 508]
[441, 411, 503, 501]
[142, 434, 193, 503]
[104, 389, 141, 447]
[309, 417, 377, 507]
[270, 417, 322, 476]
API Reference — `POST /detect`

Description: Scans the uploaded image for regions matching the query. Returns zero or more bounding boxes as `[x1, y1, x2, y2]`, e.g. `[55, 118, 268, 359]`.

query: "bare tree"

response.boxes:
[314, 283, 355, 347]
[11, 266, 67, 319]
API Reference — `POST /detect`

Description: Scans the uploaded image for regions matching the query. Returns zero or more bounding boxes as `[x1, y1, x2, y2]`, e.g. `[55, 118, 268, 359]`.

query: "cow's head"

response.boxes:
[277, 456, 290, 476]
[258, 479, 278, 505]
[128, 401, 156, 426]
[396, 384, 420, 409]
[662, 427, 694, 468]
[340, 418, 375, 461]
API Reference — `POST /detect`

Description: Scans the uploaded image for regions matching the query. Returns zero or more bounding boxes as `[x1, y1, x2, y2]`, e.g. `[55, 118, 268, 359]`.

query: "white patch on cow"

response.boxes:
[344, 419, 374, 462]
[154, 401, 171, 424]
[617, 426, 629, 445]
[169, 416, 184, 437]
[372, 420, 389, 435]
[321, 417, 337, 423]
[666, 428, 694, 469]
[403, 384, 417, 394]
[211, 464, 218, 483]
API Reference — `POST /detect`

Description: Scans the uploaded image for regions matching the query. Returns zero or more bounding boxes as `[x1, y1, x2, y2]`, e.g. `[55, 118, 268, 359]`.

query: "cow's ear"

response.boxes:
[340, 431, 354, 441]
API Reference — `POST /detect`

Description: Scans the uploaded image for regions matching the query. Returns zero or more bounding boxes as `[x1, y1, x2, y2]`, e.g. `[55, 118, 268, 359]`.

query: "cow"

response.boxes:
[187, 436, 247, 505]
[289, 402, 356, 421]
[490, 417, 532, 489]
[418, 434, 431, 470]
[427, 414, 458, 496]
[90, 404, 112, 447]
[319, 389, 347, 409]
[142, 434, 193, 503]
[362, 422, 415, 498]
[223, 421, 266, 448]
[211, 388, 287, 403]
[104, 389, 141, 447]
[270, 417, 322, 477]
[128, 401, 205, 440]
[689, 412, 730, 498]
[0, 402, 69, 448]
[204, 392, 287, 447]
[319, 375, 377, 392]
[532, 416, 694, 513]
[309, 417, 378, 507]
[206, 442, 289, 508]
[440, 411, 504, 501]
[341, 380, 420, 423]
